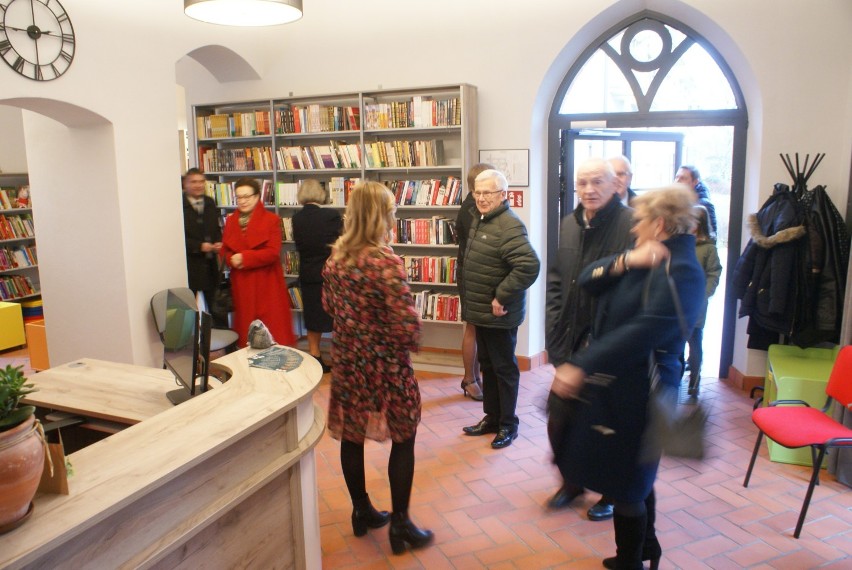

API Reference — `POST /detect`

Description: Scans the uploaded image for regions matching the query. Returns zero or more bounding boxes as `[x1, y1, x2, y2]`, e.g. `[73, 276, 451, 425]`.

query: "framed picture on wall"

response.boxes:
[478, 149, 529, 187]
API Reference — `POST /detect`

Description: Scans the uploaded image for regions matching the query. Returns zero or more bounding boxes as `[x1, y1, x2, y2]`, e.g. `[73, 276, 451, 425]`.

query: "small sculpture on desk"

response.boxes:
[248, 319, 275, 349]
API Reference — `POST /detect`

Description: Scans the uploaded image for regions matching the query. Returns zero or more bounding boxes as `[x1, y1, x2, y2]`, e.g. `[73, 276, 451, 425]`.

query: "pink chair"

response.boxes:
[743, 345, 852, 538]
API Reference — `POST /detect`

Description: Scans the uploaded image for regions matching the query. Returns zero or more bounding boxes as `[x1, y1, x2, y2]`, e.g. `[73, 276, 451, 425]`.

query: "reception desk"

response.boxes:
[0, 348, 325, 570]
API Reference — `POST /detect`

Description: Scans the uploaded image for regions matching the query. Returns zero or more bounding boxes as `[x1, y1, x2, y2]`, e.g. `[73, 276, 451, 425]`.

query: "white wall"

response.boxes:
[1, 0, 850, 371]
[0, 106, 27, 173]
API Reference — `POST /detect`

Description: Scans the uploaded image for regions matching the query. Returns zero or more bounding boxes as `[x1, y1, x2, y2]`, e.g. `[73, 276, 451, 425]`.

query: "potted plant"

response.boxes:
[0, 364, 44, 533]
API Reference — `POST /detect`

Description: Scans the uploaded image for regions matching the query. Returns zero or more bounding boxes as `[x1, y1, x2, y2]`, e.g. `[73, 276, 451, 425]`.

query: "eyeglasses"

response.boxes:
[235, 193, 258, 201]
[472, 190, 504, 198]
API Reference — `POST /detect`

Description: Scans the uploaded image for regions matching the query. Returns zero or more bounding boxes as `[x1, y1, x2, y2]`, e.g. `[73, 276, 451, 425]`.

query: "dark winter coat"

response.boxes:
[183, 194, 222, 292]
[695, 181, 718, 237]
[460, 200, 540, 329]
[558, 234, 705, 503]
[732, 184, 807, 339]
[545, 196, 634, 366]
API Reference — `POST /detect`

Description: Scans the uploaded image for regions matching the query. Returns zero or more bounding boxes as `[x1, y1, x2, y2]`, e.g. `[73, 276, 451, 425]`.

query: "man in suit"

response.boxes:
[182, 168, 222, 322]
[545, 158, 634, 520]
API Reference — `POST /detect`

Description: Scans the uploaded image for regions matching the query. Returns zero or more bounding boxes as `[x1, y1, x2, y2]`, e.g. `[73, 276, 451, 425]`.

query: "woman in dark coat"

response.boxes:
[221, 177, 295, 348]
[292, 179, 342, 372]
[550, 184, 705, 570]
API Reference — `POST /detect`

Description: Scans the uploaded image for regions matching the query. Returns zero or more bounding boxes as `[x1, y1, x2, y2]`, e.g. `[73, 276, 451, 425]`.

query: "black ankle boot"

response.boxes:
[389, 511, 434, 555]
[351, 494, 389, 537]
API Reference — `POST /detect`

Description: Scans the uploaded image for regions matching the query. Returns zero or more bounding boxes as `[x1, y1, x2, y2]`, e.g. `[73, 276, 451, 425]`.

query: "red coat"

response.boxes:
[221, 206, 295, 348]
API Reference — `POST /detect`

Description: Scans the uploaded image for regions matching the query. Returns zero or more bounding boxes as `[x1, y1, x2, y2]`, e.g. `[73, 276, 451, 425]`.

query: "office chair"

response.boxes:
[743, 345, 852, 538]
[150, 287, 238, 363]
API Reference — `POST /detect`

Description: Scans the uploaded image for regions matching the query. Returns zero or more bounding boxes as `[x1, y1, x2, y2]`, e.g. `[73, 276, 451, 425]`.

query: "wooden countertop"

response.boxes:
[22, 358, 176, 424]
[0, 346, 325, 569]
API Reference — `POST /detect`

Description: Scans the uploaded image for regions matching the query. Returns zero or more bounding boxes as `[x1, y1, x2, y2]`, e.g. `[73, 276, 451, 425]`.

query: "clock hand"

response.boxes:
[0, 24, 60, 37]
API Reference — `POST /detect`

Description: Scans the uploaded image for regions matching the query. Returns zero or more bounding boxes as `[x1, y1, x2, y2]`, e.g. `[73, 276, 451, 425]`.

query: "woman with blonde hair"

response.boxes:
[322, 181, 433, 554]
[292, 178, 342, 372]
[550, 184, 705, 569]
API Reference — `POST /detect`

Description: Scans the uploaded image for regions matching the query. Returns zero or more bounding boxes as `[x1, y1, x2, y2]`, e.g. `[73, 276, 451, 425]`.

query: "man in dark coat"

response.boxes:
[545, 158, 634, 520]
[676, 165, 717, 236]
[460, 169, 540, 450]
[182, 168, 222, 321]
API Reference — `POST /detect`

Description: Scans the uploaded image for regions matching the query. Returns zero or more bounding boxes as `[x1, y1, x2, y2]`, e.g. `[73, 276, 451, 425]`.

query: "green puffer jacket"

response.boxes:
[461, 201, 540, 328]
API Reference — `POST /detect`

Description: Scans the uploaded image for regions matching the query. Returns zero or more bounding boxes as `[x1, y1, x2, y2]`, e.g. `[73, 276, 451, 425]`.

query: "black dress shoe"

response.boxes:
[462, 417, 499, 436]
[546, 484, 584, 510]
[490, 428, 518, 449]
[587, 496, 614, 521]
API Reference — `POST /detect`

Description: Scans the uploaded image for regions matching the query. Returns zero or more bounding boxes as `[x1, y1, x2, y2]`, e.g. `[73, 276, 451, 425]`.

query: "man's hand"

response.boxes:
[492, 298, 507, 316]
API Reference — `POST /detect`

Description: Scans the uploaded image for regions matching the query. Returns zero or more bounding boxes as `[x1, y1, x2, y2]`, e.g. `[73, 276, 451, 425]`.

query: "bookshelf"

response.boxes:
[0, 173, 40, 302]
[192, 85, 477, 348]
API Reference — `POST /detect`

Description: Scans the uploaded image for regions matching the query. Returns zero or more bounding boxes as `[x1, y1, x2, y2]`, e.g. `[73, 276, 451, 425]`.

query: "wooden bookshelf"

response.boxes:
[0, 173, 40, 302]
[192, 85, 477, 347]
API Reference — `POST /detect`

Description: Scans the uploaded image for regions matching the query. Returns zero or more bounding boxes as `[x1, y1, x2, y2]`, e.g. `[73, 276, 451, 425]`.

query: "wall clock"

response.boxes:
[0, 0, 75, 81]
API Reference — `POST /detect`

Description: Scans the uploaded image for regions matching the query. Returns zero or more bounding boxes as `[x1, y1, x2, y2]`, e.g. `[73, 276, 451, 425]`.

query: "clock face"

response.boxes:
[0, 0, 75, 81]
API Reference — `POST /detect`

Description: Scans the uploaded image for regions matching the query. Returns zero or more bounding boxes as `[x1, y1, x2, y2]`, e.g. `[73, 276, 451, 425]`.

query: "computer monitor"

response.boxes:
[164, 290, 212, 405]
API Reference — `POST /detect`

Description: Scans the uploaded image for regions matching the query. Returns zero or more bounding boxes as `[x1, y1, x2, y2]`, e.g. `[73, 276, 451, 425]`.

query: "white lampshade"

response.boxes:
[185, 0, 303, 27]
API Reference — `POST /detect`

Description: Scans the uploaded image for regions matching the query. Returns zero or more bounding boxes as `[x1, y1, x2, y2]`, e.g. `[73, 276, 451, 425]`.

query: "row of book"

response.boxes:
[363, 96, 462, 130]
[413, 291, 461, 322]
[0, 213, 35, 241]
[387, 177, 462, 206]
[364, 140, 443, 169]
[0, 245, 37, 271]
[199, 146, 275, 173]
[282, 251, 299, 275]
[275, 142, 361, 171]
[205, 180, 275, 207]
[0, 274, 37, 300]
[196, 110, 273, 139]
[288, 286, 303, 310]
[275, 105, 360, 134]
[197, 95, 461, 139]
[393, 217, 457, 245]
[401, 255, 457, 284]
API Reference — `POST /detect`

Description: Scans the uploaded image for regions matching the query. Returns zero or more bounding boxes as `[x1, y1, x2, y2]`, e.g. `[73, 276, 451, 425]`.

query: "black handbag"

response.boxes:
[641, 260, 709, 461]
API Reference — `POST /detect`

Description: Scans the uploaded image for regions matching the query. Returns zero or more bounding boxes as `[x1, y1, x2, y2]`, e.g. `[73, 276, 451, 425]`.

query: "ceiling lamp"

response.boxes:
[185, 0, 303, 27]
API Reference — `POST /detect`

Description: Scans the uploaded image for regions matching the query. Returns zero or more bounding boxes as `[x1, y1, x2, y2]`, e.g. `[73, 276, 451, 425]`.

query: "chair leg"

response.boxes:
[794, 446, 827, 539]
[808, 446, 822, 486]
[743, 431, 764, 487]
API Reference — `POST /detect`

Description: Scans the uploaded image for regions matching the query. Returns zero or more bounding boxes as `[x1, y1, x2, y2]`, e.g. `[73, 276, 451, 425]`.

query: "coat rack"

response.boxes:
[780, 152, 825, 197]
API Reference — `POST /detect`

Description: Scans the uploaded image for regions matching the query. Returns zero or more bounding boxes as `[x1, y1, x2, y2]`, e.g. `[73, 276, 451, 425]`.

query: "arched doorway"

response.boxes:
[546, 11, 748, 378]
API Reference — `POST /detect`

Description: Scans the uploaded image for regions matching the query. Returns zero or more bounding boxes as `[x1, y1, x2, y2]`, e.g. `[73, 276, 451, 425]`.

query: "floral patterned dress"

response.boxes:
[322, 246, 421, 444]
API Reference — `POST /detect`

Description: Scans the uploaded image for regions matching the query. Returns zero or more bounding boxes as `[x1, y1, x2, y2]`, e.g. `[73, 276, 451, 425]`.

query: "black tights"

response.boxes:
[340, 436, 416, 513]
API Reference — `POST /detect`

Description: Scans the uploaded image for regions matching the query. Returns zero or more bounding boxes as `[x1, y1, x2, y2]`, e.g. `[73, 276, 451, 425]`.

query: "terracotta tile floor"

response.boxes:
[313, 367, 852, 569]
[3, 347, 849, 568]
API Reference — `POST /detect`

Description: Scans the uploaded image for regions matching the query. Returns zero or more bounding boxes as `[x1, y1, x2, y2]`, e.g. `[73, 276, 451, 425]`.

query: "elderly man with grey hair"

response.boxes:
[544, 157, 634, 520]
[608, 155, 637, 205]
[460, 169, 540, 450]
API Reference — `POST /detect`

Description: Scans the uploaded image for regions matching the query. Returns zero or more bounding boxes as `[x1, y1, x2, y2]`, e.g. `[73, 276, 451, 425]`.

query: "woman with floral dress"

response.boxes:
[322, 181, 433, 555]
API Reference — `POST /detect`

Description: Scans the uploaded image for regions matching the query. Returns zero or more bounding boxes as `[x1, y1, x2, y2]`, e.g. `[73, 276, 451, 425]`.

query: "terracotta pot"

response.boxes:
[0, 414, 44, 531]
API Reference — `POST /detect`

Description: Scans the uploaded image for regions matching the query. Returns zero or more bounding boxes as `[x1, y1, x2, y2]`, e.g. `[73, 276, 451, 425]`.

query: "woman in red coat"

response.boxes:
[221, 177, 295, 348]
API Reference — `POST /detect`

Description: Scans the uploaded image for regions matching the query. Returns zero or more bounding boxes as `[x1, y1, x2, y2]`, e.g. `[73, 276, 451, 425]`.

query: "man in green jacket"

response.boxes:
[460, 169, 540, 449]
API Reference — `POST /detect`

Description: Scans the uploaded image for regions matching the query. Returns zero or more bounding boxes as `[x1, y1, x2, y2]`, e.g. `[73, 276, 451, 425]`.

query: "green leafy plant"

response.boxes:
[0, 364, 36, 431]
